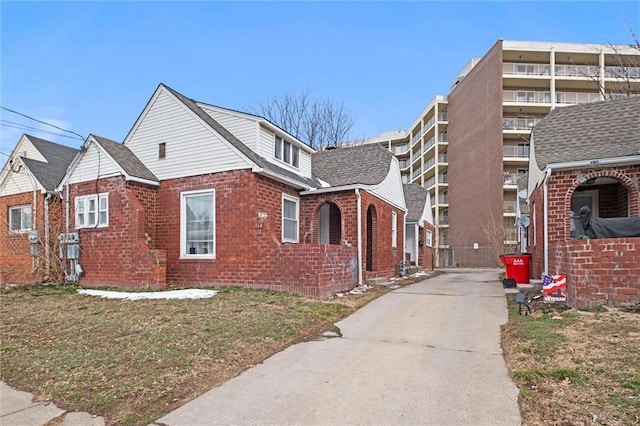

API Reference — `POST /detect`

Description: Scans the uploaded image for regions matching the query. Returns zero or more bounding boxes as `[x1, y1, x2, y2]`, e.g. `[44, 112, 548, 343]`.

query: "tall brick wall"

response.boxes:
[68, 177, 166, 289]
[530, 165, 640, 307]
[448, 40, 505, 264]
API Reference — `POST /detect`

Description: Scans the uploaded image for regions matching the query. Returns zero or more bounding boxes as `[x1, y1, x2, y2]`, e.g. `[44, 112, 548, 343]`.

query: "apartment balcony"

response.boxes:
[605, 65, 640, 79]
[503, 62, 552, 77]
[424, 176, 435, 189]
[438, 215, 449, 225]
[438, 173, 448, 183]
[554, 64, 599, 78]
[438, 112, 448, 122]
[411, 167, 422, 181]
[438, 153, 448, 164]
[439, 194, 448, 205]
[398, 159, 410, 170]
[424, 157, 436, 171]
[502, 117, 541, 131]
[424, 136, 436, 153]
[503, 200, 517, 215]
[438, 132, 448, 143]
[424, 116, 436, 130]
[503, 90, 600, 105]
[503, 145, 530, 159]
[392, 144, 410, 155]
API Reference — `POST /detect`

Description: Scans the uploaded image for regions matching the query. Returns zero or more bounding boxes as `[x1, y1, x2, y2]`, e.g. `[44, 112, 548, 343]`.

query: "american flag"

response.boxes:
[542, 274, 566, 294]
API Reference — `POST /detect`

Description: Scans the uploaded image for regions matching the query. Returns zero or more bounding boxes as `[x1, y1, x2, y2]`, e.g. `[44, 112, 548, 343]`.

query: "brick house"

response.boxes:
[0, 134, 78, 284]
[527, 97, 640, 308]
[51, 83, 407, 296]
[403, 184, 435, 269]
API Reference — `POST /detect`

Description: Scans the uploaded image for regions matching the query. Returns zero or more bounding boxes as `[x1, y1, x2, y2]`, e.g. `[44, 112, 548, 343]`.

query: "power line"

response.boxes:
[0, 121, 85, 140]
[0, 106, 85, 140]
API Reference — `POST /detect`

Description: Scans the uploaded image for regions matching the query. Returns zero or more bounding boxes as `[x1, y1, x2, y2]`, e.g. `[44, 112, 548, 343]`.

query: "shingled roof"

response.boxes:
[161, 84, 319, 189]
[403, 184, 429, 223]
[92, 135, 158, 183]
[312, 144, 394, 187]
[20, 135, 79, 191]
[532, 96, 640, 169]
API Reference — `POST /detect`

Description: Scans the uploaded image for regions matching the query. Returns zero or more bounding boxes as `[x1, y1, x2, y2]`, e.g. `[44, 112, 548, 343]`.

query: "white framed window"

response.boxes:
[391, 211, 398, 248]
[9, 205, 32, 232]
[75, 193, 108, 228]
[426, 230, 433, 247]
[274, 135, 300, 168]
[282, 194, 299, 243]
[181, 189, 215, 258]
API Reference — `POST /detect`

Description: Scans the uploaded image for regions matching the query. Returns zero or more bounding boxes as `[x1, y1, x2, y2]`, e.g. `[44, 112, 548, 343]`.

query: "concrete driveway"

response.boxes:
[155, 268, 521, 425]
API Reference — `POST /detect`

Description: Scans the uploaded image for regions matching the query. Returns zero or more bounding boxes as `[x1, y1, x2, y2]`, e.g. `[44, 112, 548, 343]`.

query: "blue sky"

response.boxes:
[1, 1, 639, 157]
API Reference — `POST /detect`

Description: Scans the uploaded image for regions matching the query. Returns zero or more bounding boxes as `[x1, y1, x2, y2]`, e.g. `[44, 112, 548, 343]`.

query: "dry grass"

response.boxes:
[1, 283, 390, 425]
[502, 296, 640, 425]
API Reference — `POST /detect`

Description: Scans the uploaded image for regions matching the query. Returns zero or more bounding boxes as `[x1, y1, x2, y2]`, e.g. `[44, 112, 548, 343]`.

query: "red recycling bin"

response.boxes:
[500, 253, 532, 284]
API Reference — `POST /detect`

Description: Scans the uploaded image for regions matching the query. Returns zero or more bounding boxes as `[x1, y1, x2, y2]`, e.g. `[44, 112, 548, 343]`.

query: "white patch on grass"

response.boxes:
[77, 289, 218, 300]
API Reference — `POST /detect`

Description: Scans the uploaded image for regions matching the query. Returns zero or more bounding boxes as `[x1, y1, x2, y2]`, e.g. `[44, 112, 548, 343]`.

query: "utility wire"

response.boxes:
[0, 106, 85, 140]
[0, 121, 84, 140]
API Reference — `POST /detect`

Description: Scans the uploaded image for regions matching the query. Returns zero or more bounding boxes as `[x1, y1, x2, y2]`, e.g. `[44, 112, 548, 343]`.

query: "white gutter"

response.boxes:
[252, 166, 313, 191]
[356, 188, 363, 286]
[546, 155, 640, 171]
[43, 192, 54, 275]
[542, 168, 552, 275]
[300, 183, 374, 195]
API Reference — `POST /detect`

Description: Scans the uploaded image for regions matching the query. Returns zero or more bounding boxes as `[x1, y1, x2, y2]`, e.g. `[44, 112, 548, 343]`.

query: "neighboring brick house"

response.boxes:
[403, 184, 435, 269]
[53, 83, 407, 296]
[527, 97, 640, 308]
[0, 134, 78, 284]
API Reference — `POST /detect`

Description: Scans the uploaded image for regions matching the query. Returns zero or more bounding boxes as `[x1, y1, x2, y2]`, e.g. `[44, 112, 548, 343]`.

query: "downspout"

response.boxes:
[542, 168, 552, 274]
[355, 188, 363, 286]
[44, 193, 52, 274]
[414, 224, 420, 268]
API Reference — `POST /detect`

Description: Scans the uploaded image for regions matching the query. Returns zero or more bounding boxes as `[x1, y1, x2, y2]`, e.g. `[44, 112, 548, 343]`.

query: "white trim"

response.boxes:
[252, 166, 313, 190]
[391, 211, 398, 248]
[282, 194, 300, 243]
[8, 204, 32, 233]
[546, 155, 640, 171]
[75, 192, 109, 229]
[180, 189, 216, 259]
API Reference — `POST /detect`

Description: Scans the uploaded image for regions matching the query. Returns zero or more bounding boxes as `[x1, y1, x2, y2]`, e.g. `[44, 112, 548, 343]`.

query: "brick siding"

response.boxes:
[530, 165, 640, 308]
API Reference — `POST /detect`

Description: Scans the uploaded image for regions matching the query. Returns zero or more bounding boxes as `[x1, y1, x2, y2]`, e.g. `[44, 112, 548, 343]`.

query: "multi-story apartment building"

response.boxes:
[363, 39, 640, 267]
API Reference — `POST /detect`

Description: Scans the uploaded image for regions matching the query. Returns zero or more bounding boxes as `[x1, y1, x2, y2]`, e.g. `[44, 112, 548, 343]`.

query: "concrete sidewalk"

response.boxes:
[0, 381, 104, 426]
[154, 268, 521, 425]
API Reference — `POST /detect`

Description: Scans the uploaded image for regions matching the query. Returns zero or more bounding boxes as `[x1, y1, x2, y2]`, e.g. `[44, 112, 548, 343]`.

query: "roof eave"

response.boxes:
[252, 166, 314, 191]
[546, 155, 640, 171]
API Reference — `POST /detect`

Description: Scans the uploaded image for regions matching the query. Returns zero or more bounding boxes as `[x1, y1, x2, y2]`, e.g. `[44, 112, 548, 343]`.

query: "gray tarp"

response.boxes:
[579, 206, 640, 238]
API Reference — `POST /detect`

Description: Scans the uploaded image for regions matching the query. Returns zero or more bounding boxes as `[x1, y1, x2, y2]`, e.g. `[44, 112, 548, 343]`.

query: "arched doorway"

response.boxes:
[569, 173, 636, 238]
[366, 205, 377, 272]
[318, 202, 342, 244]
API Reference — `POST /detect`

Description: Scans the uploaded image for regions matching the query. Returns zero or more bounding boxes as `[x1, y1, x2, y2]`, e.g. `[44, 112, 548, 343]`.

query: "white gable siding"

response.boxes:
[67, 143, 122, 184]
[125, 89, 250, 180]
[198, 105, 260, 152]
[371, 160, 406, 211]
[17, 136, 47, 163]
[0, 136, 46, 196]
[257, 125, 314, 179]
[1, 167, 39, 196]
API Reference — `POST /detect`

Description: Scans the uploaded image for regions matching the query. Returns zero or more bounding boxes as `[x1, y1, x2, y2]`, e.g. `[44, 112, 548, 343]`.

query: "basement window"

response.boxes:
[9, 205, 31, 232]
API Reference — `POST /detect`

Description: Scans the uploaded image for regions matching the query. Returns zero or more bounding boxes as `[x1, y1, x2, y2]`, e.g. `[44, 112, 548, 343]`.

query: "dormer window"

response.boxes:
[274, 135, 299, 168]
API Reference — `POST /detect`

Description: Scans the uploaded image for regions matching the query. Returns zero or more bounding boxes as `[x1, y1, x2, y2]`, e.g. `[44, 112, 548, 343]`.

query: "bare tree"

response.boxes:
[255, 90, 355, 149]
